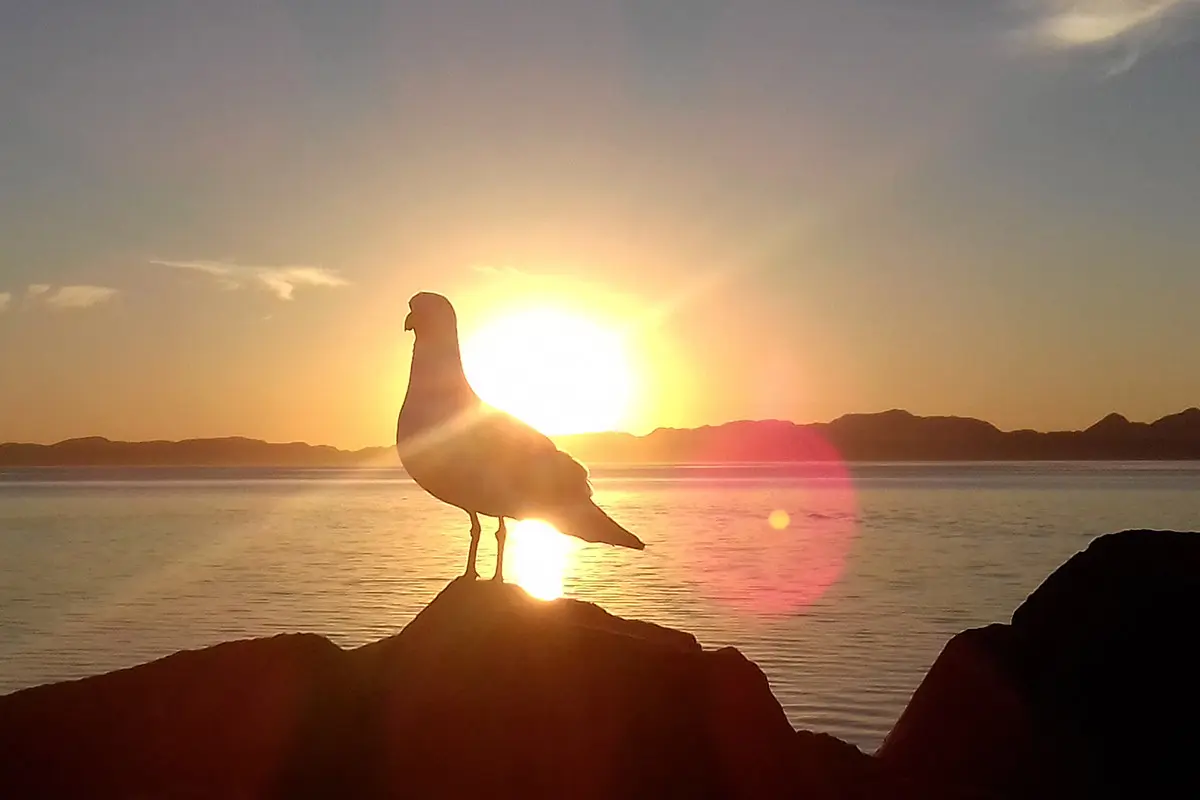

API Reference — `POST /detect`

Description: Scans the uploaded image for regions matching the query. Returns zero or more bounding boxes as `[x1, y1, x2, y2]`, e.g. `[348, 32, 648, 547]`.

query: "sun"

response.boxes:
[460, 306, 634, 435]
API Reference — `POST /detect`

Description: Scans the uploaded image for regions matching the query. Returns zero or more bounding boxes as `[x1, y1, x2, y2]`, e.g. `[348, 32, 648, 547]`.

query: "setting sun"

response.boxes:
[460, 307, 635, 435]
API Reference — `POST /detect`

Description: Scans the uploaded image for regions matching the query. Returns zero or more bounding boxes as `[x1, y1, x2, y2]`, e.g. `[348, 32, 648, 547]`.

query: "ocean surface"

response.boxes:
[2, 462, 1198, 751]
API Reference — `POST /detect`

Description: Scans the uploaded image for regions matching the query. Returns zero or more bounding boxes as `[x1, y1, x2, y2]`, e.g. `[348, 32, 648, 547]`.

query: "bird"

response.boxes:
[396, 291, 645, 582]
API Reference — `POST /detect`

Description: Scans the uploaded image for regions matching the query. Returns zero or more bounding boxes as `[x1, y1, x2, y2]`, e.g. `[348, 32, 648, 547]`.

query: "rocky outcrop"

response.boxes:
[878, 529, 1200, 799]
[1, 530, 1196, 798]
[0, 578, 877, 798]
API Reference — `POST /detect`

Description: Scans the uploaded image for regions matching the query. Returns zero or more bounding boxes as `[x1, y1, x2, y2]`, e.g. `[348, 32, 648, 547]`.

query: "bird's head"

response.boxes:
[404, 292, 459, 341]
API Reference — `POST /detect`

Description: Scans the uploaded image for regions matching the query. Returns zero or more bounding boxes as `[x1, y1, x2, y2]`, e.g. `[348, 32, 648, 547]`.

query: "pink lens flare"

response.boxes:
[686, 427, 859, 617]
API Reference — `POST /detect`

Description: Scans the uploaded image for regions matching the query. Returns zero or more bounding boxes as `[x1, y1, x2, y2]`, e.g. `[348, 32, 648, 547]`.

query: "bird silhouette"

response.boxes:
[396, 291, 645, 582]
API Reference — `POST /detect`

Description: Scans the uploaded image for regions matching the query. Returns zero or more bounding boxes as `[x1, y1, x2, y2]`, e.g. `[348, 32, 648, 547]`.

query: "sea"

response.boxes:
[2, 461, 1198, 752]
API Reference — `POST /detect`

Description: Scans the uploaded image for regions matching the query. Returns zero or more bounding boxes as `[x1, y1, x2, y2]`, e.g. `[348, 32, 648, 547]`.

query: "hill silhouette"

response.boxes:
[2, 409, 1199, 467]
[558, 407, 1200, 463]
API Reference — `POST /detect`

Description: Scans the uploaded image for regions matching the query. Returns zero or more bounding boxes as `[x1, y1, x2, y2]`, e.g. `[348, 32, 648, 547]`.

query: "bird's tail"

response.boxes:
[551, 502, 645, 550]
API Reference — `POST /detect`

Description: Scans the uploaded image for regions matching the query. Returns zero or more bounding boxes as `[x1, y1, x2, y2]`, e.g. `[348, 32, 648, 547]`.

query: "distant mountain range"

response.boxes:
[2, 409, 1199, 467]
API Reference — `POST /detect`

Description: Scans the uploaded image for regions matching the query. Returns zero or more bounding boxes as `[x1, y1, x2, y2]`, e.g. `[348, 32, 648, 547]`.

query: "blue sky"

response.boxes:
[2, 1, 1198, 446]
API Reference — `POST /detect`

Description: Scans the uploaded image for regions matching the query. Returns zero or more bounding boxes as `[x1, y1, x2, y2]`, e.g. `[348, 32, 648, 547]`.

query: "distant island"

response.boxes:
[3, 409, 1199, 467]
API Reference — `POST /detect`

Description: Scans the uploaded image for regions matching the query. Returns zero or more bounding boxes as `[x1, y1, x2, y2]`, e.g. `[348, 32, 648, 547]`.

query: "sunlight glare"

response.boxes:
[508, 520, 576, 601]
[461, 307, 634, 435]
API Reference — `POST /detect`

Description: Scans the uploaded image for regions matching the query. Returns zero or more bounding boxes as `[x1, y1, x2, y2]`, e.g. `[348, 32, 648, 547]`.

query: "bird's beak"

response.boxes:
[404, 311, 414, 332]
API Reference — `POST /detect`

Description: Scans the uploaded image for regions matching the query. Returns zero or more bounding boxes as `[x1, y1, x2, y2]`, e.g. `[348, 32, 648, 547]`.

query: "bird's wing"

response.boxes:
[468, 406, 594, 510]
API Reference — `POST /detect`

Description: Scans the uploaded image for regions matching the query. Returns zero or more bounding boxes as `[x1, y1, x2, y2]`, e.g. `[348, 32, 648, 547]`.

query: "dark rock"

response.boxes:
[1011, 529, 1200, 798]
[876, 625, 1089, 798]
[878, 529, 1200, 798]
[0, 632, 347, 799]
[0, 578, 872, 799]
[345, 578, 806, 798]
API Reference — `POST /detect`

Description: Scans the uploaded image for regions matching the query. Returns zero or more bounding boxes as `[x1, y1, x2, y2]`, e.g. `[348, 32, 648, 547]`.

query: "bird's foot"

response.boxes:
[463, 569, 479, 581]
[490, 573, 505, 583]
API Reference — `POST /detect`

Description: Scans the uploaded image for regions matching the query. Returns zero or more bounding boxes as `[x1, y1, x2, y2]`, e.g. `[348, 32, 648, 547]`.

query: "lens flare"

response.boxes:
[689, 431, 859, 616]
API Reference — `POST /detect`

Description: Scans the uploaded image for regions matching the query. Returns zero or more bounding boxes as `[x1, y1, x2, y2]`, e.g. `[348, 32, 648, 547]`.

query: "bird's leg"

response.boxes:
[491, 517, 507, 582]
[464, 511, 482, 580]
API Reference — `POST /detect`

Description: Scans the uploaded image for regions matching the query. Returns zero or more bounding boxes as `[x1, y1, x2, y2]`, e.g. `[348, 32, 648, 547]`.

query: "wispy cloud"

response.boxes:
[150, 259, 349, 300]
[43, 285, 120, 309]
[1023, 0, 1198, 49]
[3, 284, 119, 311]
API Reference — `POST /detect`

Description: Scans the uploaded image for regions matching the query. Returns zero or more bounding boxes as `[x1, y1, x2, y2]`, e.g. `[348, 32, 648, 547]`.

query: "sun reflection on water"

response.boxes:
[507, 520, 577, 601]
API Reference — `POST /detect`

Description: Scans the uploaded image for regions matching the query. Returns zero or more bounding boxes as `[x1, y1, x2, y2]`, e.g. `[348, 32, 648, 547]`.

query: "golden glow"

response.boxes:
[461, 307, 635, 435]
[768, 509, 791, 530]
[507, 520, 576, 601]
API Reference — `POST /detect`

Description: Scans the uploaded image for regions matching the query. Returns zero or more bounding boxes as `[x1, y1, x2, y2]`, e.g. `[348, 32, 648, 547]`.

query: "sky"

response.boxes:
[2, 1, 1199, 448]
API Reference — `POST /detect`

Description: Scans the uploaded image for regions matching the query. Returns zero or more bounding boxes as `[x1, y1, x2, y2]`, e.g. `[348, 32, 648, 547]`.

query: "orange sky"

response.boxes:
[3, 3, 1200, 447]
[2, 258, 1196, 449]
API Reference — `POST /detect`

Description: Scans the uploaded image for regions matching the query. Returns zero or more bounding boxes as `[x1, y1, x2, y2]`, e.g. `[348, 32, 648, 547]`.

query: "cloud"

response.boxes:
[7, 283, 117, 311]
[44, 285, 120, 309]
[1023, 0, 1198, 48]
[150, 259, 349, 300]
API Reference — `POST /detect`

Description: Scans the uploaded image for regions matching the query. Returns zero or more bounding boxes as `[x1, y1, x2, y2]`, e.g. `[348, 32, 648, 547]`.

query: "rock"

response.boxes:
[876, 625, 1088, 798]
[0, 577, 870, 798]
[878, 529, 1200, 798]
[0, 633, 347, 799]
[1011, 529, 1200, 798]
[345, 578, 806, 798]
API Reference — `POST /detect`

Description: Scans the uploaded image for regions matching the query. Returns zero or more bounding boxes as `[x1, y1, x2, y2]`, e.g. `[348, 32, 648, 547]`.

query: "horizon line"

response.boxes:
[3, 406, 1198, 451]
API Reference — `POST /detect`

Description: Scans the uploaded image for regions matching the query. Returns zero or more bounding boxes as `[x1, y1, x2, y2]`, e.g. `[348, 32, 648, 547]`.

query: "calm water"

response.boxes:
[2, 462, 1198, 751]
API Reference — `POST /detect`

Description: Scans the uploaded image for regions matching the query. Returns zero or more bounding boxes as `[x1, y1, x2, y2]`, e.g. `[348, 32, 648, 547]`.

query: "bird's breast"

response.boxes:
[397, 427, 516, 519]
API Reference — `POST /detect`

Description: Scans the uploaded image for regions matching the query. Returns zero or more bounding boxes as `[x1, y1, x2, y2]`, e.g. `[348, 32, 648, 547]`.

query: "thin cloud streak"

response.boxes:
[1025, 0, 1198, 47]
[26, 284, 51, 297]
[150, 259, 349, 300]
[44, 285, 120, 309]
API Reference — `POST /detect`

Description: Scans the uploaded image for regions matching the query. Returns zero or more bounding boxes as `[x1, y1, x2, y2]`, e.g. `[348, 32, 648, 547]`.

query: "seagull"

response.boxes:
[396, 291, 645, 582]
